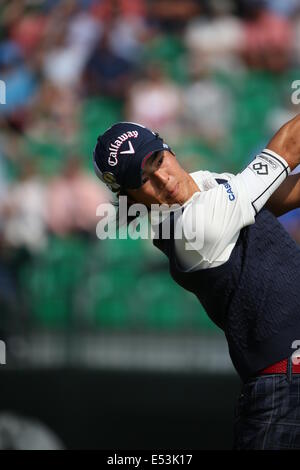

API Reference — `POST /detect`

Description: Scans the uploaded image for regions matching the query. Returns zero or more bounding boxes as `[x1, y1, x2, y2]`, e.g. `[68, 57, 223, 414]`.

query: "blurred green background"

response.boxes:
[0, 0, 300, 356]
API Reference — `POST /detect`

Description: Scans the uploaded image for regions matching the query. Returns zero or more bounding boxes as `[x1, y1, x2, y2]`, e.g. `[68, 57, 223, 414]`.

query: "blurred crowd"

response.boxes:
[1, 0, 300, 338]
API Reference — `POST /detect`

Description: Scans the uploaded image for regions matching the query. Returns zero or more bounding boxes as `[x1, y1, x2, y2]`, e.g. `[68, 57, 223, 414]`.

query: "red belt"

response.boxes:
[259, 358, 300, 375]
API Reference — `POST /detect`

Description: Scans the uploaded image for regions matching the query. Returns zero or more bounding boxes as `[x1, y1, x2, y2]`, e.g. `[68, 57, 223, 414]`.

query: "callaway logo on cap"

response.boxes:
[93, 122, 171, 191]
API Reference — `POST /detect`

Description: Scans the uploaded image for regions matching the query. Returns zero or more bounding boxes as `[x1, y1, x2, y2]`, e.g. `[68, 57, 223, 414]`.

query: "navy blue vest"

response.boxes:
[153, 185, 300, 381]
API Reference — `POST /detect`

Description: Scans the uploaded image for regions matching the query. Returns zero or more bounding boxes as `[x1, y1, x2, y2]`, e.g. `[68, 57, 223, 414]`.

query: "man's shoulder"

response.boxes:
[189, 170, 218, 191]
[189, 170, 235, 192]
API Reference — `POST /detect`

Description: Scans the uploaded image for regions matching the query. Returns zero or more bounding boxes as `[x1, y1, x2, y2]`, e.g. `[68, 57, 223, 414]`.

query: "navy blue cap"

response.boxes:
[93, 122, 171, 191]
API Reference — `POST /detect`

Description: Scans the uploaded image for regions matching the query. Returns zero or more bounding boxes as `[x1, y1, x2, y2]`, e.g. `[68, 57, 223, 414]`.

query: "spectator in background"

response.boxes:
[125, 62, 183, 143]
[9, 4, 47, 58]
[47, 156, 109, 237]
[183, 70, 233, 146]
[241, 0, 292, 72]
[148, 0, 201, 33]
[108, 1, 151, 65]
[82, 26, 134, 99]
[1, 160, 47, 253]
[90, 0, 147, 23]
[0, 40, 37, 123]
[42, 0, 101, 89]
[184, 0, 245, 76]
[25, 80, 79, 145]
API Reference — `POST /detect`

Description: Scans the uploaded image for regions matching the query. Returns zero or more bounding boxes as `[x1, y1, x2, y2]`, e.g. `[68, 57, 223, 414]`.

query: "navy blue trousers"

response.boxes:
[234, 361, 300, 450]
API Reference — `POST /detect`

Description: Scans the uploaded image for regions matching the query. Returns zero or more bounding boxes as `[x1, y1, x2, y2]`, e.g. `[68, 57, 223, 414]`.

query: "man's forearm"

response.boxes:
[266, 173, 300, 217]
[263, 114, 300, 216]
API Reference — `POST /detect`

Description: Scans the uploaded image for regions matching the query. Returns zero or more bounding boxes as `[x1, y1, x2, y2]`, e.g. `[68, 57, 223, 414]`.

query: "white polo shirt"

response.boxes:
[174, 149, 290, 272]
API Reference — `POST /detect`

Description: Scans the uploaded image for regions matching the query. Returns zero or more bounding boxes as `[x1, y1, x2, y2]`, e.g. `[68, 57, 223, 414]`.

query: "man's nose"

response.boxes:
[153, 169, 169, 187]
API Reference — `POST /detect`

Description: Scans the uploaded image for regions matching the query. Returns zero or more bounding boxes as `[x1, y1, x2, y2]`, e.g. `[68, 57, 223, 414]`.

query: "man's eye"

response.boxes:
[157, 157, 163, 167]
[142, 176, 149, 185]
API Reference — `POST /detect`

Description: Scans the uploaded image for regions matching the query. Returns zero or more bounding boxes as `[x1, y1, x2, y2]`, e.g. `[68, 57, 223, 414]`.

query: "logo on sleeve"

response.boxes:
[258, 155, 278, 170]
[252, 162, 269, 175]
[223, 182, 235, 201]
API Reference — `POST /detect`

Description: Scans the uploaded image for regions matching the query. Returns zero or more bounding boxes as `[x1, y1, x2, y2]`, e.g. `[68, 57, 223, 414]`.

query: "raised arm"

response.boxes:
[265, 114, 300, 217]
[265, 173, 300, 217]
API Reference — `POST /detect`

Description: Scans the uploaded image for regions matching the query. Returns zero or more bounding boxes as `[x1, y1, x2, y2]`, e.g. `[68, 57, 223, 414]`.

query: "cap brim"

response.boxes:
[124, 139, 170, 190]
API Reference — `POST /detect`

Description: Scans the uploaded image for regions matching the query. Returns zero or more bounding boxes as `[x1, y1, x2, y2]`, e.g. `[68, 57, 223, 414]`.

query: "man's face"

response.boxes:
[127, 150, 199, 207]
